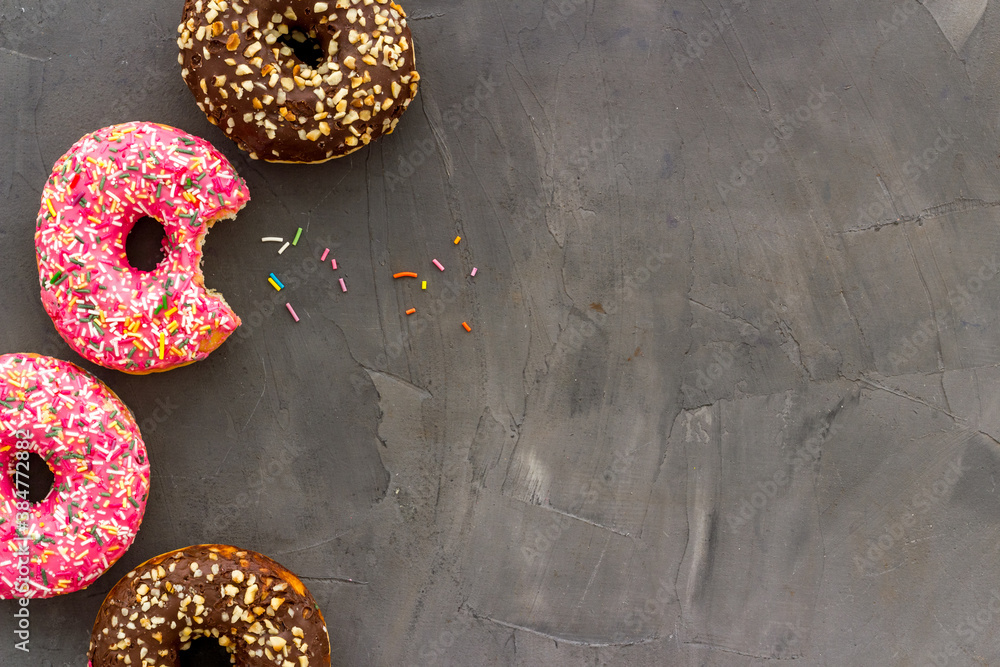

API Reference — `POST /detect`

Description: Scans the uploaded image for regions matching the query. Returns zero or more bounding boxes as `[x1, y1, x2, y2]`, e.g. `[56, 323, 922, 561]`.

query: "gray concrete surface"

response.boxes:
[3, 0, 1000, 664]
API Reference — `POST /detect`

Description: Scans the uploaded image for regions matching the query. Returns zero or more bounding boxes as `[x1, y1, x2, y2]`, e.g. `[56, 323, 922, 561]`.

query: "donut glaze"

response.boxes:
[177, 0, 419, 163]
[89, 544, 332, 667]
[35, 122, 250, 374]
[0, 354, 149, 599]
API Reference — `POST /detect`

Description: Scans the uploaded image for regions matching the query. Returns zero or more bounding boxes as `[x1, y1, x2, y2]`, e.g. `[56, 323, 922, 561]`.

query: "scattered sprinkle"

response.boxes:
[454, 236, 461, 245]
[261, 237, 283, 243]
[406, 308, 416, 315]
[320, 248, 330, 261]
[331, 259, 338, 270]
[292, 227, 303, 246]
[268, 277, 281, 291]
[278, 241, 290, 254]
[393, 272, 418, 279]
[285, 303, 299, 322]
[462, 322, 472, 332]
[432, 259, 445, 272]
[339, 278, 347, 293]
[471, 267, 478, 277]
[269, 273, 285, 289]
[421, 281, 427, 290]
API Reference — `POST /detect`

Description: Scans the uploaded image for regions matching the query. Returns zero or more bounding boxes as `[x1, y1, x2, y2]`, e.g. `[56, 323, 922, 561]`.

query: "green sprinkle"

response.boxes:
[176, 148, 195, 155]
[293, 227, 303, 246]
[128, 497, 139, 508]
[49, 271, 64, 285]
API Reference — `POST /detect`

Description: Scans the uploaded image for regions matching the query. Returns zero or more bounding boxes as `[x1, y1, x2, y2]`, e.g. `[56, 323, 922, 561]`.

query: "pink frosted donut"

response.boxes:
[0, 354, 150, 598]
[35, 122, 251, 374]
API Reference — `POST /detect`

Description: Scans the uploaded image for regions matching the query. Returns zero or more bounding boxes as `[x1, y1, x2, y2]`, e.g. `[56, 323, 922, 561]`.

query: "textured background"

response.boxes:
[2, 0, 1000, 665]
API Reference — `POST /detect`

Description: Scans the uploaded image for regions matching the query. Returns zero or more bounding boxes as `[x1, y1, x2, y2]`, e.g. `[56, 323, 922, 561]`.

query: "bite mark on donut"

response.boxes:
[35, 122, 251, 374]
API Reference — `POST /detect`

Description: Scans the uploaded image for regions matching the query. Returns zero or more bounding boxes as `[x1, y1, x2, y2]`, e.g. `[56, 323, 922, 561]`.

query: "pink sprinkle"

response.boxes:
[285, 303, 300, 322]
[332, 259, 338, 270]
[471, 267, 478, 277]
[339, 278, 347, 292]
[321, 248, 330, 261]
[432, 259, 445, 272]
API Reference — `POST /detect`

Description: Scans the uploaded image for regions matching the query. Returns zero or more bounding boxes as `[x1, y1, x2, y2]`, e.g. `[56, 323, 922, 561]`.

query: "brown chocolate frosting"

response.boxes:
[88, 544, 331, 667]
[177, 0, 419, 163]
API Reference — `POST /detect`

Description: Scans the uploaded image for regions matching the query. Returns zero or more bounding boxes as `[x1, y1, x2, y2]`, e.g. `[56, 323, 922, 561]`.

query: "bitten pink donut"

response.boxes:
[35, 122, 251, 374]
[0, 354, 150, 598]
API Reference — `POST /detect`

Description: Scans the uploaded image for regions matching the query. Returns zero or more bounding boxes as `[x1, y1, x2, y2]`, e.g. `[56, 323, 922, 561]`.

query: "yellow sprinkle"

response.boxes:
[159, 332, 165, 359]
[421, 281, 427, 290]
[164, 307, 178, 318]
[268, 277, 282, 291]
[454, 236, 461, 244]
[46, 200, 56, 217]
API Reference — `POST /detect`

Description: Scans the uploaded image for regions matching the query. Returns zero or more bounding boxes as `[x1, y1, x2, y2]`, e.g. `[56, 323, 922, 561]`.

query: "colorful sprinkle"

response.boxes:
[462, 322, 472, 332]
[454, 236, 461, 245]
[269, 273, 285, 289]
[285, 303, 300, 322]
[34, 122, 248, 373]
[0, 354, 150, 598]
[471, 267, 478, 277]
[331, 259, 337, 270]
[320, 248, 330, 261]
[422, 281, 427, 290]
[292, 227, 303, 246]
[261, 237, 283, 243]
[339, 278, 347, 292]
[406, 308, 416, 315]
[393, 272, 418, 279]
[268, 277, 281, 291]
[278, 242, 290, 254]
[432, 259, 445, 272]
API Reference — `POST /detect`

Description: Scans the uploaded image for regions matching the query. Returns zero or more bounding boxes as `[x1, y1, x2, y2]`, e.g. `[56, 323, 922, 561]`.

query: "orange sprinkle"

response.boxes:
[462, 322, 472, 332]
[454, 236, 461, 245]
[393, 272, 418, 279]
[406, 308, 416, 315]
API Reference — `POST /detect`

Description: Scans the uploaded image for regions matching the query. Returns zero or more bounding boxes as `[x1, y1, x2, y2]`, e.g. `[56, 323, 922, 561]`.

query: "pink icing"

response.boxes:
[35, 122, 251, 374]
[0, 354, 150, 598]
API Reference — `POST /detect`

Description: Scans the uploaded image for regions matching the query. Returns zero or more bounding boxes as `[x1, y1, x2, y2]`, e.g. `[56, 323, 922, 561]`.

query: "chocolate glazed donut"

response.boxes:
[177, 0, 419, 163]
[88, 545, 331, 667]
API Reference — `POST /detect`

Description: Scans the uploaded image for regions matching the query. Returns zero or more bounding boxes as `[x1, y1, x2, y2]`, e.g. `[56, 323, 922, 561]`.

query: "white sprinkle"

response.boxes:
[261, 237, 284, 243]
[278, 242, 291, 254]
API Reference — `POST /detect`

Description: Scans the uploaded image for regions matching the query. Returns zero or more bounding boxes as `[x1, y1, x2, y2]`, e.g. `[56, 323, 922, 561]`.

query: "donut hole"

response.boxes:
[277, 28, 325, 68]
[179, 636, 233, 667]
[8, 452, 55, 505]
[126, 217, 168, 272]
